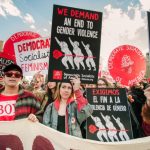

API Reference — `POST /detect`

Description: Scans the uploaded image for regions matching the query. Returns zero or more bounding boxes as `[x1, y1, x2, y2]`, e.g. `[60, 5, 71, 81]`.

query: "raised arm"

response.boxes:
[55, 37, 61, 46]
[100, 112, 105, 120]
[70, 77, 93, 124]
[69, 37, 74, 46]
[81, 41, 86, 48]
[112, 115, 116, 121]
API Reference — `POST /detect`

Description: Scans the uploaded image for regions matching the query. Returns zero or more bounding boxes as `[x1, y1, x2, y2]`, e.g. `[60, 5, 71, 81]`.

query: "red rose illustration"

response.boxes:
[53, 49, 63, 59]
[89, 124, 97, 134]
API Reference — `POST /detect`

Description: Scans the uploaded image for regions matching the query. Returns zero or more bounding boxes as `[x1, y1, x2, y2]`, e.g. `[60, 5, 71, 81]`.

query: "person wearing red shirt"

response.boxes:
[0, 64, 41, 121]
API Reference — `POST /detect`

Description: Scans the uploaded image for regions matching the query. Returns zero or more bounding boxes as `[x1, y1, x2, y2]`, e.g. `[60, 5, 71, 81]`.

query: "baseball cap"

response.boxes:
[3, 64, 23, 75]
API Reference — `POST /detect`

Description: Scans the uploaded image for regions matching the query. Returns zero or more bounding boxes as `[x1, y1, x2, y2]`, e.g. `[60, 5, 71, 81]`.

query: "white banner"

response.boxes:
[14, 37, 50, 76]
[0, 119, 150, 150]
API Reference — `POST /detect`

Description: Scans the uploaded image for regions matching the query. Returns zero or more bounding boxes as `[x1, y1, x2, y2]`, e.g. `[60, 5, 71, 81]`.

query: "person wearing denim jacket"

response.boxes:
[43, 77, 93, 138]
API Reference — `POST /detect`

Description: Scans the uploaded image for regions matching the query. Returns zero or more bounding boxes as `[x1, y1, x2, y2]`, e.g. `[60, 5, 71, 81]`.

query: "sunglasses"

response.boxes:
[4, 72, 22, 78]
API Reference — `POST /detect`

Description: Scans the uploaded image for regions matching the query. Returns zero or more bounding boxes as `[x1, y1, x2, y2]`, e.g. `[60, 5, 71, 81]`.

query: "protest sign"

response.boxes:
[108, 45, 146, 86]
[14, 37, 50, 76]
[0, 119, 150, 150]
[48, 5, 102, 83]
[3, 31, 41, 62]
[86, 88, 133, 142]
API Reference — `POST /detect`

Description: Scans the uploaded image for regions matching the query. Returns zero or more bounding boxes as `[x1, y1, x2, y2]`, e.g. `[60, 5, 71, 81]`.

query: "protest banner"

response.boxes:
[108, 45, 146, 86]
[0, 119, 150, 150]
[3, 31, 41, 62]
[48, 5, 102, 83]
[86, 88, 133, 142]
[14, 37, 50, 76]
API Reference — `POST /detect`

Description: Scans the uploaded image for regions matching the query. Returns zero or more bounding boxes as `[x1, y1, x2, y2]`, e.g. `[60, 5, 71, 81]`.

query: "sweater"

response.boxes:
[0, 86, 41, 120]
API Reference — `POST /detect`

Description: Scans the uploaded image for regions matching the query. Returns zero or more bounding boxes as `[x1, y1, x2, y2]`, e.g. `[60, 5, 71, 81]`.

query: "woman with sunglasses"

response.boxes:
[0, 64, 41, 121]
[43, 76, 93, 138]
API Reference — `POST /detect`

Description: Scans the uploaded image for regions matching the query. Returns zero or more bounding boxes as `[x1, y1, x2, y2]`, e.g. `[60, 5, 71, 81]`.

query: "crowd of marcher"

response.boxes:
[0, 63, 150, 140]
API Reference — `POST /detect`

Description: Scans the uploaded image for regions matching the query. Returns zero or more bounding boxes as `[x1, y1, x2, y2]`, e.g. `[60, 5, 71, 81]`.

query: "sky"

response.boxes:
[0, 0, 150, 69]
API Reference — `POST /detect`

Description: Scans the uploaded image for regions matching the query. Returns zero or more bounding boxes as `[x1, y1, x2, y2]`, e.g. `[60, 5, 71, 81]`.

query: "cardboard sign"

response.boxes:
[14, 37, 50, 76]
[3, 31, 41, 62]
[108, 45, 146, 86]
[86, 88, 133, 142]
[48, 5, 102, 83]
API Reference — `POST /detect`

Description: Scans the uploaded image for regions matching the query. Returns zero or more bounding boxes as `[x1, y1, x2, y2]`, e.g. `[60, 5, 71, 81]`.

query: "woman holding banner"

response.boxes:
[43, 76, 93, 138]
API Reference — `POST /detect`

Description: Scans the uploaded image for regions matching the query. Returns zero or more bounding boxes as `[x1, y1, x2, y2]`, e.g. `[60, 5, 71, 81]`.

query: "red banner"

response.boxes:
[108, 45, 146, 86]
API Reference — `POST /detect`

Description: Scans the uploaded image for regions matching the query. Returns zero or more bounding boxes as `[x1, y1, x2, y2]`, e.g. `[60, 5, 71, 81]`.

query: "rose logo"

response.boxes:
[89, 124, 97, 134]
[53, 49, 63, 59]
[53, 70, 62, 80]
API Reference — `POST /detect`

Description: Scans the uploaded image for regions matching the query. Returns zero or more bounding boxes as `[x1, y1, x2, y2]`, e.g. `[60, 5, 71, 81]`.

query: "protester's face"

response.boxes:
[97, 80, 107, 88]
[47, 82, 56, 89]
[86, 84, 97, 88]
[60, 83, 72, 100]
[3, 70, 22, 87]
[22, 81, 29, 89]
[142, 78, 147, 83]
[34, 79, 43, 89]
[134, 83, 141, 89]
[139, 84, 144, 89]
